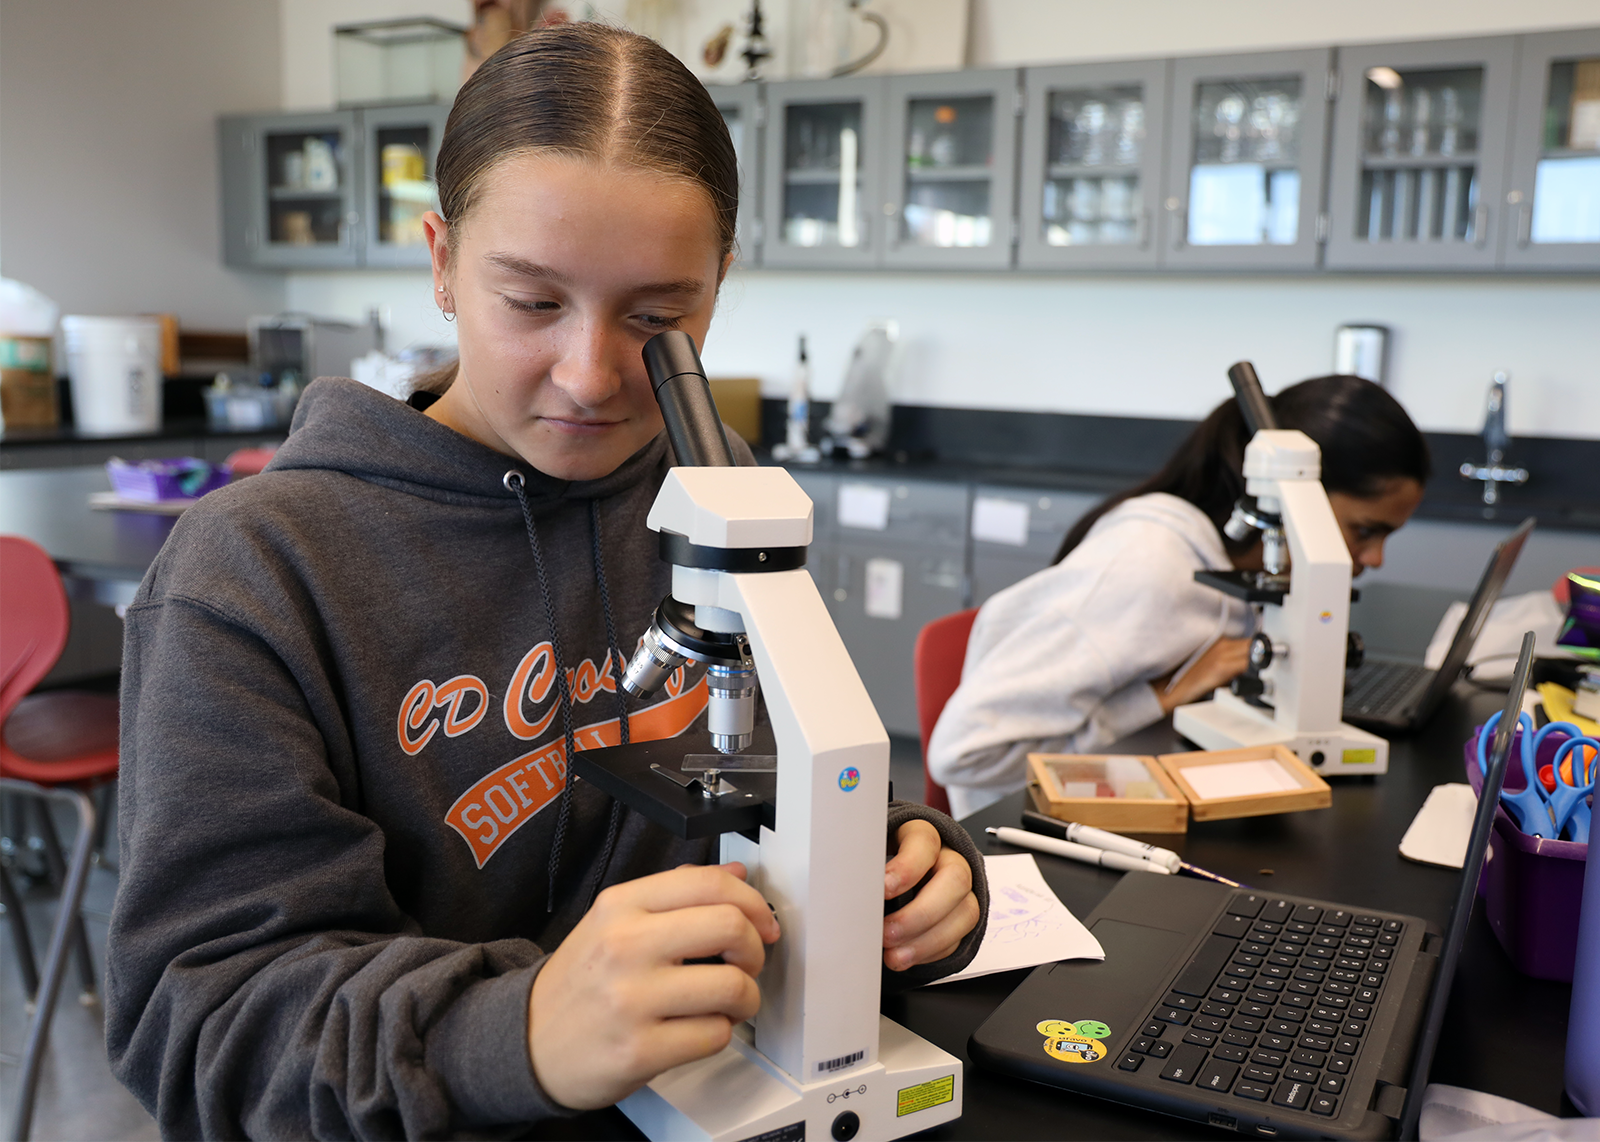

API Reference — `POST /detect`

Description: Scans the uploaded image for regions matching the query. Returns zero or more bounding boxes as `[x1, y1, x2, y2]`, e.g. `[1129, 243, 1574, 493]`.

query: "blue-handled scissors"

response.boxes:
[1477, 711, 1597, 842]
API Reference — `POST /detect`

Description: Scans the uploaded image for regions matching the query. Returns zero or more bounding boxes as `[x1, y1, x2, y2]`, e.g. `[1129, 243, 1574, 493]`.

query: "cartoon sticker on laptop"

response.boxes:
[1037, 1019, 1110, 1063]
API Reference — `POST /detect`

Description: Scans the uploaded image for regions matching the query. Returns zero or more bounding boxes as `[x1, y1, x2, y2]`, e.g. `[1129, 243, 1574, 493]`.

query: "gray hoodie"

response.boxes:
[108, 377, 986, 1139]
[928, 492, 1254, 818]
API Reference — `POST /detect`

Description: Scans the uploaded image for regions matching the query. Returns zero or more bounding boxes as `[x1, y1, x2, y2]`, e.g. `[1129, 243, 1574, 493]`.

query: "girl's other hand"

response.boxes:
[1155, 636, 1252, 714]
[527, 862, 780, 1110]
[882, 820, 980, 971]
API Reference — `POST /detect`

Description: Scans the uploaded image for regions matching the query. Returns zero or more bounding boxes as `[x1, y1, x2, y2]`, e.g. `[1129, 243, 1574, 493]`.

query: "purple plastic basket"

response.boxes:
[1463, 724, 1590, 982]
[106, 457, 231, 502]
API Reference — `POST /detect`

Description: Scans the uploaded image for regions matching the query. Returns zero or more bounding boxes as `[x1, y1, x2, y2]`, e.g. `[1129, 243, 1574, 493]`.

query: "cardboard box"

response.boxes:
[1157, 744, 1332, 821]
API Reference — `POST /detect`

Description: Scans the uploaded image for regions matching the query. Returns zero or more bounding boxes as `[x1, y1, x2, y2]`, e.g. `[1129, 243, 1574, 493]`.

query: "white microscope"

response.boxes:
[1172, 362, 1389, 777]
[574, 331, 964, 1142]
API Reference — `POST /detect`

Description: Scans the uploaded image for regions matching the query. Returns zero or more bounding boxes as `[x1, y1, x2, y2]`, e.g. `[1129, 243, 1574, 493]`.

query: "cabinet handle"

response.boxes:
[1137, 209, 1151, 250]
[1473, 205, 1490, 249]
[1516, 201, 1531, 249]
[1171, 208, 1186, 250]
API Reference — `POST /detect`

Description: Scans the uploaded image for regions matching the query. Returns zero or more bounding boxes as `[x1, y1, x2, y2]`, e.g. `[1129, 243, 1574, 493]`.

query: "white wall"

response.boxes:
[281, 0, 1600, 440]
[0, 0, 286, 328]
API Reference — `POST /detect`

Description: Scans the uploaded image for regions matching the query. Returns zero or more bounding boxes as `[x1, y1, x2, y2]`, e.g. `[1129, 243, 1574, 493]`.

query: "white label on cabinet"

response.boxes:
[971, 496, 1030, 546]
[838, 483, 891, 531]
[864, 558, 904, 620]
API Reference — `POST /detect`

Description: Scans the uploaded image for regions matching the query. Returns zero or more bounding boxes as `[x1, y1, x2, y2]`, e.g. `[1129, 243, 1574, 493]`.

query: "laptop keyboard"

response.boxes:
[1114, 893, 1405, 1120]
[1344, 660, 1430, 719]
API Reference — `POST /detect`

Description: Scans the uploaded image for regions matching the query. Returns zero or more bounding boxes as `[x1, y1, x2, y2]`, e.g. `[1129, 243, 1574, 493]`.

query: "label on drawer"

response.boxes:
[972, 495, 1030, 546]
[865, 557, 904, 619]
[838, 482, 891, 530]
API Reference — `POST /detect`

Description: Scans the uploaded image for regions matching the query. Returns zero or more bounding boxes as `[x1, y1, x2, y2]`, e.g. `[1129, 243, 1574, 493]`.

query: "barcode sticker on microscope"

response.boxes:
[817, 1049, 865, 1075]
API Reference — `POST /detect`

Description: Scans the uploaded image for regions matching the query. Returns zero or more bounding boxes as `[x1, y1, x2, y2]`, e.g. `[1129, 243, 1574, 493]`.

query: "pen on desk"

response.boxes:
[987, 826, 1172, 875]
[1019, 810, 1244, 888]
[1021, 809, 1181, 871]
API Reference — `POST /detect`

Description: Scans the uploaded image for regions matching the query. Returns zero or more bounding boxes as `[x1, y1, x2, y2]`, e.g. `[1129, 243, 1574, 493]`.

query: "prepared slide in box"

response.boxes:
[1026, 753, 1189, 834]
[1156, 743, 1332, 821]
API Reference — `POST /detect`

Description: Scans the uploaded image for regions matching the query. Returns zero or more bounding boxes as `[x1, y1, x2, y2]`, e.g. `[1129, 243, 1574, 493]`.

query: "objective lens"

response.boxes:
[706, 663, 757, 754]
[622, 624, 687, 698]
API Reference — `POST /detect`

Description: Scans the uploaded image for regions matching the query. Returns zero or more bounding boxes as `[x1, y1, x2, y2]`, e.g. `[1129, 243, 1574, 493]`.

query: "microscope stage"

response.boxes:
[572, 726, 778, 839]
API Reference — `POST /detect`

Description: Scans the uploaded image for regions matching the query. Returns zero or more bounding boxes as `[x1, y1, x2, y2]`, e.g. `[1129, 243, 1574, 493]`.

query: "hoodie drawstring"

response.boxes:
[503, 471, 630, 913]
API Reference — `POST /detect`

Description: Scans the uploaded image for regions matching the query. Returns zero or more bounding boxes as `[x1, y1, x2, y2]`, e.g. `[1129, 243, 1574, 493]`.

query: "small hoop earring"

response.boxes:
[442, 310, 455, 323]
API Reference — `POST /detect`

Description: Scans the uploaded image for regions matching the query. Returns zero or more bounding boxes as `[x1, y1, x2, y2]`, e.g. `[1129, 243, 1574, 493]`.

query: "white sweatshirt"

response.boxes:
[927, 492, 1253, 818]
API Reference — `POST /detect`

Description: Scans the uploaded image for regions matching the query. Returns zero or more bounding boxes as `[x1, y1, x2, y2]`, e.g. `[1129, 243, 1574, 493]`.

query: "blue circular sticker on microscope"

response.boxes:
[838, 767, 861, 792]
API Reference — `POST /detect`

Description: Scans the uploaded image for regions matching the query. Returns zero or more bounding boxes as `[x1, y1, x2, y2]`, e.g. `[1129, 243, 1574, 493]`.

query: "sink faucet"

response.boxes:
[1459, 371, 1530, 506]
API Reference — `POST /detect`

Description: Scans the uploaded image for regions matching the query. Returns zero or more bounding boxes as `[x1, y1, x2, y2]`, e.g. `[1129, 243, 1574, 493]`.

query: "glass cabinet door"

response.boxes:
[1326, 37, 1514, 269]
[883, 70, 1019, 270]
[1164, 49, 1331, 270]
[761, 78, 884, 268]
[1018, 59, 1167, 269]
[709, 83, 764, 269]
[242, 112, 361, 269]
[1503, 28, 1600, 270]
[361, 103, 449, 269]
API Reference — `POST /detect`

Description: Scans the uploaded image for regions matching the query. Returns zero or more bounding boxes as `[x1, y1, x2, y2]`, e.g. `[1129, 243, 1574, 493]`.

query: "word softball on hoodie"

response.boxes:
[397, 639, 708, 868]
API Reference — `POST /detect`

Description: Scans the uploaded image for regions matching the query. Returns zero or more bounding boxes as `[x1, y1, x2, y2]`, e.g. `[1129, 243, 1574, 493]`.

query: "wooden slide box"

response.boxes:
[1156, 744, 1332, 822]
[1026, 753, 1189, 834]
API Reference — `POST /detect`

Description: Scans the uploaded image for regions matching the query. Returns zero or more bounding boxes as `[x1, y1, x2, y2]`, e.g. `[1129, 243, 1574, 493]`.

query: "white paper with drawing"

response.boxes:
[931, 853, 1104, 984]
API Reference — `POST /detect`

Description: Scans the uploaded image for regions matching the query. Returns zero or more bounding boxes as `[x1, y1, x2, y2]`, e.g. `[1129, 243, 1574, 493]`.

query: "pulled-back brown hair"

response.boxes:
[416, 23, 739, 393]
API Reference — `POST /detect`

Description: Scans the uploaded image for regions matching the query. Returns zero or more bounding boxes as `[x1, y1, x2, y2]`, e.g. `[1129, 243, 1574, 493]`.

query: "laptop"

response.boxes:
[1343, 517, 1534, 733]
[969, 633, 1536, 1140]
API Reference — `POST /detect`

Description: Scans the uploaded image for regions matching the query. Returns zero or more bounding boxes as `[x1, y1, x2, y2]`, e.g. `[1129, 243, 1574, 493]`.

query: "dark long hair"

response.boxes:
[414, 23, 739, 394]
[1053, 375, 1432, 563]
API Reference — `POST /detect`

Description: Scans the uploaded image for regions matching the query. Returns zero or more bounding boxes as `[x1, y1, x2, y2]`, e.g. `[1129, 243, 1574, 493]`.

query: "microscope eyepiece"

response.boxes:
[641, 330, 735, 468]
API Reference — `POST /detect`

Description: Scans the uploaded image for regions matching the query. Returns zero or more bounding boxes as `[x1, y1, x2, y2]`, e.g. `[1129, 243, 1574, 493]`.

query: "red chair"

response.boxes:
[1, 535, 119, 1140]
[913, 608, 979, 816]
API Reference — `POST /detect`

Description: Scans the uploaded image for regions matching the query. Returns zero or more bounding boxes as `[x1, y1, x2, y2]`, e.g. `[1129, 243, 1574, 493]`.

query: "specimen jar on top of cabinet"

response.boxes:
[1017, 59, 1170, 270]
[708, 82, 766, 268]
[220, 111, 362, 269]
[881, 69, 1021, 270]
[1325, 37, 1515, 270]
[359, 103, 449, 269]
[1502, 27, 1600, 270]
[760, 76, 887, 268]
[1162, 49, 1333, 271]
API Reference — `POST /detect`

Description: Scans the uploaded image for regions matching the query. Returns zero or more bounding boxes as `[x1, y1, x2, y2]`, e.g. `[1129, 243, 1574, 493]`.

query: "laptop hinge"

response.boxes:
[1373, 1082, 1408, 1119]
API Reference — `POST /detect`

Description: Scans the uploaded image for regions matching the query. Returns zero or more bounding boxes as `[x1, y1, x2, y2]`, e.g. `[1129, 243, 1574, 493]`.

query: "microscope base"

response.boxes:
[618, 1015, 963, 1142]
[1174, 693, 1390, 777]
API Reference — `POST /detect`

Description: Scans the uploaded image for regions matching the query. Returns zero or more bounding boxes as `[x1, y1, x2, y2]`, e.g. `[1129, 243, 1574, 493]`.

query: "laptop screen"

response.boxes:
[1414, 517, 1535, 717]
[1396, 631, 1538, 1140]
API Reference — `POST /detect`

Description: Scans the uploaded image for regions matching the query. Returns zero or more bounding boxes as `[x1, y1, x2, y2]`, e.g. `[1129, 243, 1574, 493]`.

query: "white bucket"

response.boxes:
[61, 315, 163, 436]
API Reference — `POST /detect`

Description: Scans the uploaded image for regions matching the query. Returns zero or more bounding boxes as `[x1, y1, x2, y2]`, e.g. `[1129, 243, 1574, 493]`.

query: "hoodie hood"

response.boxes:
[270, 376, 669, 509]
[1084, 491, 1232, 571]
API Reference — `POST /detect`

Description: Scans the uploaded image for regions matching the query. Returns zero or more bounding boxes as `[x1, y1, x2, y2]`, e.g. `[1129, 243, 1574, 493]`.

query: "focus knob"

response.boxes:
[1248, 632, 1275, 672]
[1347, 630, 1366, 671]
[1232, 673, 1266, 699]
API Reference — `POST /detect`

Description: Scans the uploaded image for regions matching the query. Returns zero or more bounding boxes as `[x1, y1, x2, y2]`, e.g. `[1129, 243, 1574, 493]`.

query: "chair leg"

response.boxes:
[90, 781, 116, 870]
[30, 796, 97, 1002]
[0, 859, 41, 1002]
[3, 780, 96, 1142]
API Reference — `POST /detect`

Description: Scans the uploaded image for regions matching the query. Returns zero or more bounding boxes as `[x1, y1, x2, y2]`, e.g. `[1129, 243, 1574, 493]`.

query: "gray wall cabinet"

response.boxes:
[1325, 36, 1517, 271]
[220, 104, 447, 271]
[881, 69, 1022, 271]
[761, 77, 889, 269]
[1018, 59, 1171, 271]
[1162, 48, 1335, 271]
[1501, 28, 1600, 270]
[708, 83, 766, 269]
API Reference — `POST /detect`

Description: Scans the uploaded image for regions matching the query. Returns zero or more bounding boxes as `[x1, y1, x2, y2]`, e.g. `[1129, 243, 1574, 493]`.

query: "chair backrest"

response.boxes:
[0, 536, 71, 724]
[913, 608, 979, 816]
[224, 446, 278, 478]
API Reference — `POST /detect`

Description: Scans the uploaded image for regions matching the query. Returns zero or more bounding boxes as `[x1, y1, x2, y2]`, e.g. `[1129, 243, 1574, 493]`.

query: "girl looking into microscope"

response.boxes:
[107, 25, 985, 1138]
[928, 376, 1431, 818]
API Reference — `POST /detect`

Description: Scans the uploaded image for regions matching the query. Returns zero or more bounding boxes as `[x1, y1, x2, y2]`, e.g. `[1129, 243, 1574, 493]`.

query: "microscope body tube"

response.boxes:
[642, 331, 736, 468]
[1228, 360, 1279, 434]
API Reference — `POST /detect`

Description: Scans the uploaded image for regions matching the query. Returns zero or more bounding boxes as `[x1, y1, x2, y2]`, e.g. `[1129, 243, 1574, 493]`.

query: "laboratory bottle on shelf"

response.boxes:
[773, 334, 819, 462]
